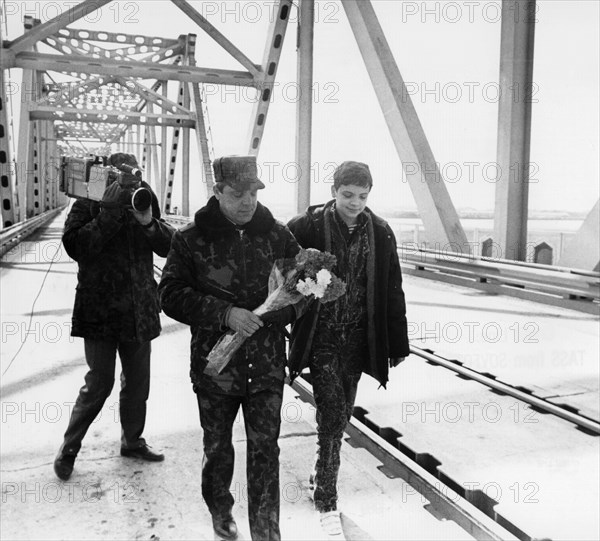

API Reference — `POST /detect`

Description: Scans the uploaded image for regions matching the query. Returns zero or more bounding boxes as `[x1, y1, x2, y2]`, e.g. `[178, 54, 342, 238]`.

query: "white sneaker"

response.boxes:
[319, 510, 345, 539]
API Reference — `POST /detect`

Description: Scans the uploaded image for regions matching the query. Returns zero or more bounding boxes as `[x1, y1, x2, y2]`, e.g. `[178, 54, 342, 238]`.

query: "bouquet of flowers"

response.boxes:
[204, 248, 346, 376]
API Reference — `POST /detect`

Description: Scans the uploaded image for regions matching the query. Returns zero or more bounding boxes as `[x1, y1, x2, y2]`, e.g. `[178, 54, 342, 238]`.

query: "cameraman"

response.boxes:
[54, 153, 175, 481]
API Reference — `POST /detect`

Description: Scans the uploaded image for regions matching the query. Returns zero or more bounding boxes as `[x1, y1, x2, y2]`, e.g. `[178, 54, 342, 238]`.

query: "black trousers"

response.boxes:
[60, 338, 151, 455]
[197, 386, 283, 541]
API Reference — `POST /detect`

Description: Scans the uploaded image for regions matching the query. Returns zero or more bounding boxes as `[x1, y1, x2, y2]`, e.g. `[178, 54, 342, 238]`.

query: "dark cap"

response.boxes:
[109, 152, 140, 170]
[333, 161, 373, 188]
[213, 155, 265, 190]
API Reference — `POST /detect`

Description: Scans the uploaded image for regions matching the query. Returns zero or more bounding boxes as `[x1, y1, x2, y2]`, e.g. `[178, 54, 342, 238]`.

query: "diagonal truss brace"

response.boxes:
[247, 0, 293, 155]
[113, 77, 191, 115]
[4, 0, 113, 55]
[171, 0, 260, 77]
[341, 0, 468, 252]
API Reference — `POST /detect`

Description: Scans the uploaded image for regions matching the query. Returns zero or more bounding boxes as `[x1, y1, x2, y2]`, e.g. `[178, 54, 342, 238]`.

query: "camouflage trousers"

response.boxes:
[196, 387, 283, 541]
[309, 325, 366, 512]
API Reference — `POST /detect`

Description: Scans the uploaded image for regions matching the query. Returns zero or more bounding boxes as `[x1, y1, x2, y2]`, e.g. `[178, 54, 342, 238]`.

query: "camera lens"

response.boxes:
[131, 188, 152, 212]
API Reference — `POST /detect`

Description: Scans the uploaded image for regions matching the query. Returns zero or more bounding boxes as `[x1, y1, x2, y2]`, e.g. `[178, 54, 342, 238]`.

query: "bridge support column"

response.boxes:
[294, 0, 314, 215]
[493, 0, 537, 261]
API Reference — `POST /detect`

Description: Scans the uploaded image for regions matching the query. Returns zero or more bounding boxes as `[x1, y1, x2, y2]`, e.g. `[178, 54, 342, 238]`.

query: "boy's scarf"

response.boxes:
[323, 205, 377, 366]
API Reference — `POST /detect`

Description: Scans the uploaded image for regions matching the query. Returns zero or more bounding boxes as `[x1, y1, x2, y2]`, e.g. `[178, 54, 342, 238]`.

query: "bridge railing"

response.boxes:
[400, 246, 600, 314]
[0, 207, 67, 258]
[4, 213, 597, 315]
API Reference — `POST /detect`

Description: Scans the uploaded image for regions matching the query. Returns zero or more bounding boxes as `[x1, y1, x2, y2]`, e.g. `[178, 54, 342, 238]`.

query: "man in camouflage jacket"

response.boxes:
[54, 153, 174, 481]
[158, 155, 300, 541]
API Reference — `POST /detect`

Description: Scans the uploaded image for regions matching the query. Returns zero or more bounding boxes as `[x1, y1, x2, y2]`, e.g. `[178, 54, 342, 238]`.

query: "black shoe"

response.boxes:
[120, 444, 164, 462]
[54, 453, 76, 480]
[212, 515, 238, 541]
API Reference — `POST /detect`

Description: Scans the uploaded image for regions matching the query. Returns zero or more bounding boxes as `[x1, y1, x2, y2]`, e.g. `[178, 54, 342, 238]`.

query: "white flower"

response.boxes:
[296, 277, 327, 299]
[316, 269, 332, 287]
[296, 278, 314, 296]
[313, 282, 326, 298]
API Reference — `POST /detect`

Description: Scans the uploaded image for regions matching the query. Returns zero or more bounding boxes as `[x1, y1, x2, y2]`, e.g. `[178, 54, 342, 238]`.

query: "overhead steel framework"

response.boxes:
[0, 0, 598, 269]
[0, 0, 294, 222]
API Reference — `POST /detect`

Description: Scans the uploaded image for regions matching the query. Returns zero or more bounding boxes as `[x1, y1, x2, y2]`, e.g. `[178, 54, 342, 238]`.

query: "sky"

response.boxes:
[1, 0, 598, 218]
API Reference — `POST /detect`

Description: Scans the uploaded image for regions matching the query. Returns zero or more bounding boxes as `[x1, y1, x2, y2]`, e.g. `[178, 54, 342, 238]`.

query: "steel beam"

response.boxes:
[295, 0, 314, 214]
[5, 51, 256, 86]
[171, 0, 260, 77]
[247, 0, 293, 155]
[40, 120, 50, 211]
[126, 129, 134, 155]
[29, 108, 196, 128]
[160, 84, 169, 209]
[0, 64, 16, 227]
[493, 0, 536, 261]
[15, 19, 36, 221]
[28, 113, 41, 217]
[163, 81, 186, 214]
[5, 0, 113, 54]
[113, 77, 190, 115]
[341, 0, 468, 252]
[45, 27, 180, 48]
[189, 83, 214, 200]
[181, 41, 192, 216]
[29, 69, 45, 216]
[46, 129, 60, 210]
[38, 76, 117, 106]
[145, 103, 161, 202]
[186, 35, 215, 201]
[182, 116, 190, 215]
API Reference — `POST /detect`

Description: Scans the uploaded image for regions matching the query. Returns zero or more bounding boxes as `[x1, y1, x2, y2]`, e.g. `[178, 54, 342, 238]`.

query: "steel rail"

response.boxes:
[291, 377, 520, 541]
[412, 246, 599, 277]
[400, 248, 599, 299]
[161, 219, 599, 307]
[410, 345, 600, 434]
[0, 207, 66, 258]
[134, 217, 600, 433]
[400, 247, 599, 315]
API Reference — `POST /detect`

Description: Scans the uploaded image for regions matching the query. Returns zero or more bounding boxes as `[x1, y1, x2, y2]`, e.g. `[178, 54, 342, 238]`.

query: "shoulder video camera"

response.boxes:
[60, 155, 152, 212]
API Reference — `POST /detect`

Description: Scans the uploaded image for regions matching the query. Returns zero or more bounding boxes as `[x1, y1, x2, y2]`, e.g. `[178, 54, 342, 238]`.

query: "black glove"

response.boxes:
[109, 152, 140, 170]
[101, 182, 130, 209]
[261, 305, 295, 327]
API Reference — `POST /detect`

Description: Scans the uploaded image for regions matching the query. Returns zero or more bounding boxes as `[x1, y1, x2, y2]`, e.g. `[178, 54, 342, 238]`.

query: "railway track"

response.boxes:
[150, 233, 597, 540]
[410, 345, 599, 435]
[8, 214, 593, 539]
[291, 376, 521, 541]
[291, 344, 598, 541]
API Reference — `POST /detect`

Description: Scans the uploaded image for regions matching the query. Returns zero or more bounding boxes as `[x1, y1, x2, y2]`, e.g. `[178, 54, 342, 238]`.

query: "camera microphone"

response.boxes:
[117, 164, 142, 177]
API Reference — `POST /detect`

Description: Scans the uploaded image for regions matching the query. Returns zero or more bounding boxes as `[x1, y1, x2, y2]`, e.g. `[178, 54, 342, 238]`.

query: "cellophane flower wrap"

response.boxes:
[204, 248, 346, 376]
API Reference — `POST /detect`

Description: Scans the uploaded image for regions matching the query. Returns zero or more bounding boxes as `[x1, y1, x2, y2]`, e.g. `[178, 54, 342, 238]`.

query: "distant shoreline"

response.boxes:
[268, 206, 589, 223]
[377, 210, 587, 221]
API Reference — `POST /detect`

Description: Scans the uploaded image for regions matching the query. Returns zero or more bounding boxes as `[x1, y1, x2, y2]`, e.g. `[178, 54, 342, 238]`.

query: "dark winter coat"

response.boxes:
[158, 196, 301, 395]
[62, 183, 174, 343]
[287, 200, 409, 388]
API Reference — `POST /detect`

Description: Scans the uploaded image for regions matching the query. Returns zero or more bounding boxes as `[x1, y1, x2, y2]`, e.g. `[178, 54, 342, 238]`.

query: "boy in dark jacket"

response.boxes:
[54, 153, 175, 481]
[287, 161, 409, 538]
